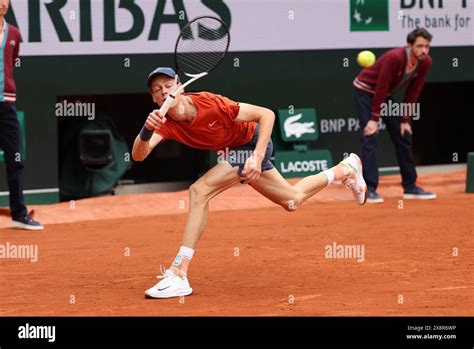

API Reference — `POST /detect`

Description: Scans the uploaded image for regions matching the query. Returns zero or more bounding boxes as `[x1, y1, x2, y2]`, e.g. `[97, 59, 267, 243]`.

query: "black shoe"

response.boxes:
[403, 186, 437, 200]
[12, 210, 44, 231]
[367, 190, 384, 204]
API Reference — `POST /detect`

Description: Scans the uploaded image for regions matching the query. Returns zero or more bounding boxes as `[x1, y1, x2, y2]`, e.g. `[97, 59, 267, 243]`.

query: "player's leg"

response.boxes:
[249, 167, 318, 211]
[145, 162, 240, 299]
[249, 154, 366, 212]
[172, 162, 240, 275]
[182, 163, 241, 248]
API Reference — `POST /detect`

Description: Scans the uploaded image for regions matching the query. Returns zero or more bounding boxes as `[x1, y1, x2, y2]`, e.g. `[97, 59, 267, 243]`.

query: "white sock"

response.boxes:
[171, 246, 194, 268]
[322, 169, 335, 186]
[178, 246, 194, 260]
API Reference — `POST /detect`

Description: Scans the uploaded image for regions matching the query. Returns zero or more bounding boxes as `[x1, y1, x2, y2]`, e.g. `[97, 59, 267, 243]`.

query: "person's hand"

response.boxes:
[145, 109, 167, 130]
[241, 152, 263, 184]
[400, 122, 412, 137]
[363, 120, 379, 136]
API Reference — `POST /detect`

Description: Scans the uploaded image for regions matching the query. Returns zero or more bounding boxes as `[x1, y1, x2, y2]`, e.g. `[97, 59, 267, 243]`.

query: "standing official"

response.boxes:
[353, 28, 437, 203]
[0, 0, 43, 230]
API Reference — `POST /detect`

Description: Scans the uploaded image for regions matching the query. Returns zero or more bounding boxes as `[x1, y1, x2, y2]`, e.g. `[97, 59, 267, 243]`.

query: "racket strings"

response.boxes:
[177, 47, 228, 75]
[178, 52, 225, 72]
[176, 18, 229, 75]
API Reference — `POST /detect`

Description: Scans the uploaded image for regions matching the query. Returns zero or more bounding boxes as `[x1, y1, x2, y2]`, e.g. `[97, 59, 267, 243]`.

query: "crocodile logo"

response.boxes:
[284, 113, 316, 139]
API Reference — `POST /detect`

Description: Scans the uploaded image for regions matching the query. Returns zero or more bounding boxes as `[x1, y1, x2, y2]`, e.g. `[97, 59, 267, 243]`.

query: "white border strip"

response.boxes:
[0, 188, 59, 196]
[379, 167, 400, 172]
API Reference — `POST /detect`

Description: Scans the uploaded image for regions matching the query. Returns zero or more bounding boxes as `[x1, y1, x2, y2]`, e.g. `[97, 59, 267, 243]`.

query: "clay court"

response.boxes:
[0, 170, 472, 316]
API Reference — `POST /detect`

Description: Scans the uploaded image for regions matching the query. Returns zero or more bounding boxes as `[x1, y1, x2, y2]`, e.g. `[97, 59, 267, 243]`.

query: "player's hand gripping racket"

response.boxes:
[159, 16, 230, 115]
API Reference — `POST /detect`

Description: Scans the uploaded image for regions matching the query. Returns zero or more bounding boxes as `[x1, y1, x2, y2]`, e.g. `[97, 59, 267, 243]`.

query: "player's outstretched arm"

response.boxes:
[132, 109, 166, 161]
[132, 132, 162, 162]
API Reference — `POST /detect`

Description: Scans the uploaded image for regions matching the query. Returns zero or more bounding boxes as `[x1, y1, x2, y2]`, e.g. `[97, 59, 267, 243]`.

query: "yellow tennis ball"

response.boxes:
[357, 50, 376, 68]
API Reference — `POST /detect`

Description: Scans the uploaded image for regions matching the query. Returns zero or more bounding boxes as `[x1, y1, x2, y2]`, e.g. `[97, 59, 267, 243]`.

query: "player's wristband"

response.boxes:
[139, 125, 154, 141]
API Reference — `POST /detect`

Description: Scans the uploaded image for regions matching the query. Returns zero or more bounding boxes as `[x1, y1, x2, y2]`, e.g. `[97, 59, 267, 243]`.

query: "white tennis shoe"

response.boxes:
[145, 267, 193, 299]
[340, 153, 368, 205]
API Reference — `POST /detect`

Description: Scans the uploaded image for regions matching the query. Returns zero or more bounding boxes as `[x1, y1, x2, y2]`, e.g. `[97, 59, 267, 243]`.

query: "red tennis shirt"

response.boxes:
[154, 92, 256, 151]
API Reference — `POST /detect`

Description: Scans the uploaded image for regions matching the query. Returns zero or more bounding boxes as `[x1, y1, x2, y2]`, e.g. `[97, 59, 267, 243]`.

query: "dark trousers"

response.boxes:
[354, 88, 417, 191]
[0, 102, 27, 219]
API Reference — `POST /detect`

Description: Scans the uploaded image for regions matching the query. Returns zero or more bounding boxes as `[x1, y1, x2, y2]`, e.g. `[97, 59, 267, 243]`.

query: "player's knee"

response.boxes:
[188, 183, 203, 201]
[189, 183, 209, 205]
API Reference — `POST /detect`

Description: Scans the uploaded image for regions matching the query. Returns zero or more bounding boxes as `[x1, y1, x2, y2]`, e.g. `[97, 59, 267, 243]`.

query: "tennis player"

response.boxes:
[133, 67, 367, 299]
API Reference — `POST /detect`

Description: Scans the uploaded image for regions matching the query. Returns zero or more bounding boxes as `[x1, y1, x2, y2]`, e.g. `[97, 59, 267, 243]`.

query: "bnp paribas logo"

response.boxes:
[350, 0, 389, 31]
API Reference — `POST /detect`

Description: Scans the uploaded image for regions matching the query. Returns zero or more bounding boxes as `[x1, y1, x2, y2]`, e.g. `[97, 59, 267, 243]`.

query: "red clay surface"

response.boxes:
[0, 171, 473, 316]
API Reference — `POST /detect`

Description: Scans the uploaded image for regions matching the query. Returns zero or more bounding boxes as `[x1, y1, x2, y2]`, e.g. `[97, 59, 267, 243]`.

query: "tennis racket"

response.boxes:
[159, 16, 230, 115]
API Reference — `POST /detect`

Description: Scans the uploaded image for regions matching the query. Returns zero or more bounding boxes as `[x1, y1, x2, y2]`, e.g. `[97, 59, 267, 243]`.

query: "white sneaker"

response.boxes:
[340, 153, 368, 205]
[145, 267, 193, 299]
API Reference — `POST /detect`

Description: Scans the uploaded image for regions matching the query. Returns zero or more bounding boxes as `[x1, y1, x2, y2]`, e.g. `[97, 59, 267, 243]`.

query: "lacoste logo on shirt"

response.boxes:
[208, 120, 217, 127]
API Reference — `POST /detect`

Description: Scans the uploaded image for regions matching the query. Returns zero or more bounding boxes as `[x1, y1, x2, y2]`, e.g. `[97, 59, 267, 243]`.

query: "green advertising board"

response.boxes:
[278, 108, 318, 142]
[273, 149, 333, 179]
[350, 0, 389, 32]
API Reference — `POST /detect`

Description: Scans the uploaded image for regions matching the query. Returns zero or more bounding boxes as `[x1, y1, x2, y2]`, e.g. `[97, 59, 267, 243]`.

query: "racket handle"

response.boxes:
[159, 95, 175, 116]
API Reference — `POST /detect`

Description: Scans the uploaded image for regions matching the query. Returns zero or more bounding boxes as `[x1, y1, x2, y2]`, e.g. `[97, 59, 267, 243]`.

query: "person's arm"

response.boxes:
[132, 132, 163, 161]
[234, 103, 274, 159]
[398, 57, 432, 136]
[370, 53, 400, 122]
[402, 56, 432, 123]
[363, 52, 400, 136]
[132, 109, 167, 161]
[13, 29, 20, 66]
[234, 103, 275, 183]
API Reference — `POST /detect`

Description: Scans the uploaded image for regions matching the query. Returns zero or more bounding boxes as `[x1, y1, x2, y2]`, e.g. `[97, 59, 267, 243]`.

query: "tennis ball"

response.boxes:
[357, 50, 376, 68]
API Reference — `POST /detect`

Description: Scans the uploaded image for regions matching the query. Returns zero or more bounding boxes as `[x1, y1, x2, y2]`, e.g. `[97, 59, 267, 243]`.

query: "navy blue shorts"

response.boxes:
[222, 124, 274, 176]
